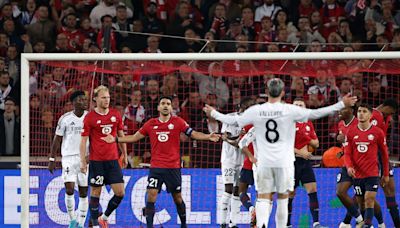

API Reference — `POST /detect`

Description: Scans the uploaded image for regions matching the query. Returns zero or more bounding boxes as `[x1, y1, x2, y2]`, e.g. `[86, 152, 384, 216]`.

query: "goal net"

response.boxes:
[17, 52, 400, 227]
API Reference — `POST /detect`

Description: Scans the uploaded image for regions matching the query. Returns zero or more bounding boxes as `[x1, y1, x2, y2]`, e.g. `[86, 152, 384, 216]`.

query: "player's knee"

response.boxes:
[224, 184, 233, 194]
[364, 196, 375, 207]
[65, 188, 75, 195]
[305, 183, 317, 193]
[383, 181, 395, 196]
[336, 186, 346, 198]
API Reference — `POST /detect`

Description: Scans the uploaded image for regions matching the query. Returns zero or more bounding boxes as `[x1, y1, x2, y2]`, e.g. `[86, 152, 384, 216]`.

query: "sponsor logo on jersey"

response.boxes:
[368, 134, 374, 140]
[168, 123, 174, 130]
[354, 135, 359, 139]
[111, 116, 116, 122]
[153, 126, 158, 129]
[97, 120, 101, 124]
[305, 126, 310, 131]
[70, 122, 75, 125]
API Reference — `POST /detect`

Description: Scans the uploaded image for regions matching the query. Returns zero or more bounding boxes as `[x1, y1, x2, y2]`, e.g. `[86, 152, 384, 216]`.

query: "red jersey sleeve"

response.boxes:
[138, 121, 149, 136]
[377, 129, 390, 177]
[309, 121, 318, 140]
[343, 132, 354, 169]
[81, 114, 91, 137]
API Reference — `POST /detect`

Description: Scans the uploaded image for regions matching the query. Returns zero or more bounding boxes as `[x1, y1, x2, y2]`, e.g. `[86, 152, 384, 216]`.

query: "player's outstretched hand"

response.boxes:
[381, 176, 389, 187]
[209, 132, 221, 142]
[48, 160, 55, 174]
[101, 134, 115, 143]
[203, 104, 216, 118]
[342, 93, 358, 107]
[80, 161, 87, 174]
[347, 167, 356, 178]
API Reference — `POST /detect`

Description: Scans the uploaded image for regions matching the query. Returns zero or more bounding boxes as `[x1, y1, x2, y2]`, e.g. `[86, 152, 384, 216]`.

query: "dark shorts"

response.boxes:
[336, 167, 353, 184]
[147, 168, 182, 193]
[89, 160, 124, 187]
[239, 168, 254, 186]
[353, 177, 380, 196]
[294, 157, 316, 188]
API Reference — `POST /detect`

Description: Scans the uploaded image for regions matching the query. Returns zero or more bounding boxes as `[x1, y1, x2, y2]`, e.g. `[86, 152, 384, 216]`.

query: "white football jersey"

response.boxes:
[212, 101, 345, 168]
[55, 111, 88, 157]
[221, 112, 243, 166]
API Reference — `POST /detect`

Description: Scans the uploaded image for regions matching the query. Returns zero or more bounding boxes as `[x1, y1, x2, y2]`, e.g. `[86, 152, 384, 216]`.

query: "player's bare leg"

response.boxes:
[239, 182, 256, 227]
[77, 186, 88, 228]
[172, 192, 187, 228]
[89, 187, 102, 228]
[337, 181, 363, 226]
[65, 182, 78, 228]
[363, 191, 378, 228]
[382, 177, 400, 227]
[303, 182, 327, 228]
[98, 183, 125, 226]
[145, 188, 159, 228]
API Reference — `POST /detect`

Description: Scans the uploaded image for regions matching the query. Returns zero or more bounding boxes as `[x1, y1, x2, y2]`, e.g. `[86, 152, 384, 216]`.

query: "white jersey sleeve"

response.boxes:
[221, 113, 244, 166]
[57, 111, 88, 157]
[238, 127, 256, 149]
[55, 115, 67, 136]
[211, 105, 259, 128]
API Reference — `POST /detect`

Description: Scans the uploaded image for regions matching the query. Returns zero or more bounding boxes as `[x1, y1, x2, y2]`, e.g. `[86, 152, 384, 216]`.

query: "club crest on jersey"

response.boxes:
[111, 116, 116, 122]
[368, 134, 374, 140]
[168, 123, 174, 130]
[153, 126, 158, 129]
[97, 120, 101, 124]
[305, 126, 310, 131]
[354, 135, 359, 139]
[371, 120, 378, 126]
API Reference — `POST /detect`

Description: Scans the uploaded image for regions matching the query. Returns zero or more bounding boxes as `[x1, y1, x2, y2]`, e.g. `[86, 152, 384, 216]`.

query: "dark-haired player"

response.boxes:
[371, 98, 400, 227]
[48, 90, 89, 228]
[80, 85, 128, 228]
[287, 98, 327, 228]
[344, 103, 390, 228]
[101, 96, 220, 228]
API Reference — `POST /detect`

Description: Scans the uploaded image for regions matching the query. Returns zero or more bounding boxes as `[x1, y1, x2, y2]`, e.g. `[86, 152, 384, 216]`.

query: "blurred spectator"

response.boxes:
[298, 0, 317, 19]
[273, 9, 297, 35]
[123, 89, 145, 132]
[27, 5, 56, 51]
[166, 1, 201, 39]
[203, 31, 217, 52]
[225, 86, 241, 112]
[181, 28, 202, 52]
[256, 16, 275, 51]
[30, 107, 54, 156]
[96, 14, 117, 52]
[177, 64, 198, 102]
[89, 0, 133, 29]
[3, 19, 24, 52]
[124, 19, 147, 52]
[0, 96, 19, 156]
[208, 0, 241, 24]
[142, 2, 165, 34]
[288, 16, 324, 47]
[209, 3, 227, 39]
[6, 45, 19, 86]
[53, 33, 72, 52]
[0, 32, 8, 56]
[180, 91, 203, 126]
[29, 62, 38, 95]
[79, 17, 97, 41]
[338, 77, 353, 99]
[0, 3, 24, 35]
[142, 35, 162, 53]
[288, 76, 307, 102]
[160, 73, 178, 97]
[15, 0, 38, 29]
[307, 70, 330, 108]
[367, 77, 386, 107]
[365, 0, 400, 40]
[241, 6, 257, 41]
[337, 19, 353, 43]
[144, 79, 159, 119]
[58, 13, 85, 52]
[113, 5, 132, 48]
[112, 74, 138, 107]
[319, 0, 345, 39]
[0, 71, 17, 112]
[32, 40, 46, 53]
[198, 62, 229, 108]
[255, 0, 282, 22]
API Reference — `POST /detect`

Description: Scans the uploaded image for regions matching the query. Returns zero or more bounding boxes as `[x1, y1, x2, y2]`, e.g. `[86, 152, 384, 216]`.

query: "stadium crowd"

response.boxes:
[0, 0, 399, 168]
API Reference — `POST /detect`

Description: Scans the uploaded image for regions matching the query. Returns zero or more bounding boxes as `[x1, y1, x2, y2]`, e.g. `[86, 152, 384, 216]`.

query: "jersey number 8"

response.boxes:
[265, 119, 279, 143]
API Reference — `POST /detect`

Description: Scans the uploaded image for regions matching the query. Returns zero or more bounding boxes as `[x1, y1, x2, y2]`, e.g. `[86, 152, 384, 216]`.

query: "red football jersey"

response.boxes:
[344, 124, 389, 178]
[371, 109, 391, 134]
[82, 109, 123, 161]
[242, 125, 254, 171]
[338, 116, 358, 138]
[139, 116, 190, 168]
[294, 121, 317, 150]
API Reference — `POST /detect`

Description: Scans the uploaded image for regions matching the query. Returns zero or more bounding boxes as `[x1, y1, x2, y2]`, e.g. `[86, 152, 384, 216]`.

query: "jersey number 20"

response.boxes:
[265, 119, 279, 143]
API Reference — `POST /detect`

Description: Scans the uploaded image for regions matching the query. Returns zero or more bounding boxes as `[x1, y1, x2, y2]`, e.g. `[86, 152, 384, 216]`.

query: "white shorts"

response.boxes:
[221, 163, 242, 185]
[61, 154, 88, 187]
[256, 166, 294, 194]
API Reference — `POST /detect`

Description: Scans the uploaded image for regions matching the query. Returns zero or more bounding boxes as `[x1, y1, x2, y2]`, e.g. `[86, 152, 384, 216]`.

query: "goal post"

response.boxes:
[20, 52, 400, 227]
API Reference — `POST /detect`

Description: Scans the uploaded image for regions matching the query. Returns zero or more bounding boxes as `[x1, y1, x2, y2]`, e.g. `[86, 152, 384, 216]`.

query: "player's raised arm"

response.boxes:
[204, 104, 257, 127]
[307, 94, 357, 120]
[48, 135, 62, 174]
[190, 130, 221, 142]
[101, 131, 146, 143]
[80, 136, 89, 174]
